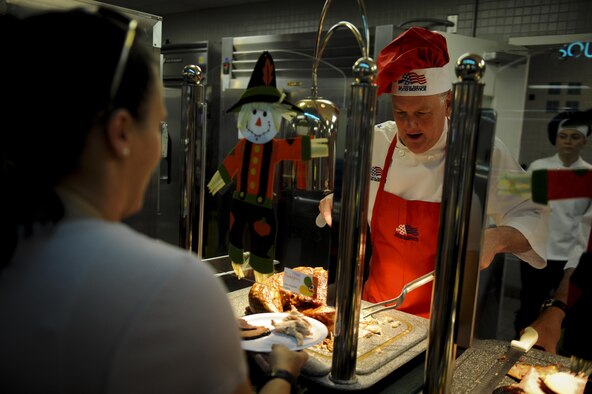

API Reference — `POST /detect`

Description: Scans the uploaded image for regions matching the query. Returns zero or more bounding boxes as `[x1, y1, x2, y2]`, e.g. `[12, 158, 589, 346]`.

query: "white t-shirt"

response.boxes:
[368, 120, 548, 268]
[0, 219, 248, 394]
[528, 154, 592, 266]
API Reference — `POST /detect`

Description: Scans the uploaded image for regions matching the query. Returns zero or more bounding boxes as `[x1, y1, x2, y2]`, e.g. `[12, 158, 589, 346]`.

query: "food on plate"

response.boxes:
[272, 307, 313, 346]
[246, 267, 404, 352]
[237, 317, 271, 340]
[247, 267, 335, 332]
[240, 326, 271, 340]
[237, 318, 258, 330]
[497, 365, 587, 394]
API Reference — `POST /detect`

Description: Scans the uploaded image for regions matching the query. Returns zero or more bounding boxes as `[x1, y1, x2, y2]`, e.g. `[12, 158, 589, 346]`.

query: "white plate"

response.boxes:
[240, 312, 328, 352]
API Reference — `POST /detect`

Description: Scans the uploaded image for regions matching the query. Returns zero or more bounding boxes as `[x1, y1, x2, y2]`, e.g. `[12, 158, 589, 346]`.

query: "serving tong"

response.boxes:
[361, 271, 434, 319]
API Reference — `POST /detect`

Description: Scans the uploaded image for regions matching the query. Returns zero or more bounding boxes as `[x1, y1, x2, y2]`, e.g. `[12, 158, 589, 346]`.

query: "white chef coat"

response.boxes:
[368, 120, 548, 268]
[527, 154, 592, 267]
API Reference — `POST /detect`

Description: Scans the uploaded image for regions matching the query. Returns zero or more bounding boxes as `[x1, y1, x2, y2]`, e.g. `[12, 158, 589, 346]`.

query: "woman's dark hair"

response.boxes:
[547, 109, 592, 145]
[1, 9, 156, 265]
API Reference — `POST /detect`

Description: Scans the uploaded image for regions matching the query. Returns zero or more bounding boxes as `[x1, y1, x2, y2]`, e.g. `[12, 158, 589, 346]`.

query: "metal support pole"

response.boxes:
[330, 57, 377, 384]
[424, 54, 487, 393]
[179, 65, 206, 257]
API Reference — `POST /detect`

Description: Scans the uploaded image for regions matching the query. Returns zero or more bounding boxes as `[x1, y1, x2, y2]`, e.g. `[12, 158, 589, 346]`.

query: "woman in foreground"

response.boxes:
[0, 8, 306, 393]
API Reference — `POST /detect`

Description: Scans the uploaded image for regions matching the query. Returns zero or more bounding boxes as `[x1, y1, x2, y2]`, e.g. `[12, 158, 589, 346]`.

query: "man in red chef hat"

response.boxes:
[319, 27, 548, 318]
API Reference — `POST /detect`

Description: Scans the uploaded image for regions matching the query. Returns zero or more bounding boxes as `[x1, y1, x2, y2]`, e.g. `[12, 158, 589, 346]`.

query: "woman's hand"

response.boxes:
[269, 344, 309, 377]
[252, 344, 309, 377]
[253, 344, 309, 394]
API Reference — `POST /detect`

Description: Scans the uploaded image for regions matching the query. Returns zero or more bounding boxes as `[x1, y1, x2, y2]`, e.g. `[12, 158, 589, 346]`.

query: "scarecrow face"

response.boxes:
[239, 103, 279, 144]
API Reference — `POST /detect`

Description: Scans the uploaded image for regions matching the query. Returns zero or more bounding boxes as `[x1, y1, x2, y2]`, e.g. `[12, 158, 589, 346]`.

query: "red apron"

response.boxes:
[362, 136, 441, 318]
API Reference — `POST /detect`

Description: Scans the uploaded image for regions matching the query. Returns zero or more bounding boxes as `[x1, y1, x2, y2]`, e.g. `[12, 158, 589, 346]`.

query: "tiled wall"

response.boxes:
[163, 0, 591, 45]
[472, 0, 591, 40]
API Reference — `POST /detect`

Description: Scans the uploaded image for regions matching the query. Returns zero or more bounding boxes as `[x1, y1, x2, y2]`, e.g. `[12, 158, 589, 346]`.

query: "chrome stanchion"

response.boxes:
[424, 54, 488, 392]
[304, 0, 377, 384]
[179, 65, 207, 257]
[330, 57, 377, 383]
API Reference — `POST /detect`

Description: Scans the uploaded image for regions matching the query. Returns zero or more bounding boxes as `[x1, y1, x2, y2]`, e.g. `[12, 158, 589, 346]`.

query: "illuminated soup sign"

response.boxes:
[559, 41, 592, 59]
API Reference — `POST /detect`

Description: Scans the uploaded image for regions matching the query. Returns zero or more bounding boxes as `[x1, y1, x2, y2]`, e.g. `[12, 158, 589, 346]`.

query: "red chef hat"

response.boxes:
[376, 27, 450, 96]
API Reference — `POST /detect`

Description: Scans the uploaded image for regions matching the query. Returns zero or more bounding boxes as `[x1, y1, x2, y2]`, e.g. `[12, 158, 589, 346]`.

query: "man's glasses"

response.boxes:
[98, 7, 138, 114]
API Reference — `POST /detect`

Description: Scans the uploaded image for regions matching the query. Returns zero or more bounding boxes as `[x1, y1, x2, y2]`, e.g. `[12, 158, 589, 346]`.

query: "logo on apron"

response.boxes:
[370, 166, 383, 182]
[395, 223, 419, 241]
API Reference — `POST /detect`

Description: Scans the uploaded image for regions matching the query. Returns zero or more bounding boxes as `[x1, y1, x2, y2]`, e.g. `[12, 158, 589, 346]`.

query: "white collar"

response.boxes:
[395, 121, 448, 163]
[553, 153, 587, 168]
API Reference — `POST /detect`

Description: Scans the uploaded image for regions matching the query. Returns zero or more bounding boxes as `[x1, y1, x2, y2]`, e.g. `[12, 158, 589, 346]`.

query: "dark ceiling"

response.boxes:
[100, 0, 268, 16]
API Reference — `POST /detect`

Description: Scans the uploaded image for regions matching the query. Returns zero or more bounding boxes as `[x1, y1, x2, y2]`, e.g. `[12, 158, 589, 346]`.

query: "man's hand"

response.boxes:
[528, 307, 564, 354]
[207, 170, 226, 195]
[527, 267, 573, 353]
[315, 193, 333, 227]
[480, 226, 531, 270]
[311, 138, 329, 158]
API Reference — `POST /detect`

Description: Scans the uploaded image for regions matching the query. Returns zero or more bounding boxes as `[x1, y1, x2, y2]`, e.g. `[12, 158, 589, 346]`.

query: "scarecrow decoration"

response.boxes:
[207, 51, 328, 283]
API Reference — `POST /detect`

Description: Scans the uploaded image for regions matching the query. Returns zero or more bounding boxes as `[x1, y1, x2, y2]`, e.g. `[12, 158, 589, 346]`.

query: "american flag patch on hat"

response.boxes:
[398, 72, 427, 85]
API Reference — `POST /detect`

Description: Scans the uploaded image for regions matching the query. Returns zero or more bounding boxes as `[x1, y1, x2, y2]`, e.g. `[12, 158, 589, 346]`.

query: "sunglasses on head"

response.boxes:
[97, 7, 138, 114]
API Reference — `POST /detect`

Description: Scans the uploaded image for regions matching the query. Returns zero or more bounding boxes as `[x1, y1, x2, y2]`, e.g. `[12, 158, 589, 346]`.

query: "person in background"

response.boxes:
[514, 111, 592, 337]
[318, 26, 548, 318]
[500, 165, 592, 361]
[0, 9, 306, 394]
[531, 241, 592, 357]
[498, 166, 592, 394]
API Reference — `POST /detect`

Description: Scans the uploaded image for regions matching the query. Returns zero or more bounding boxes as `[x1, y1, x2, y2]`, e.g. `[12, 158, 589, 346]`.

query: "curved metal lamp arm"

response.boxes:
[313, 21, 366, 97]
[312, 0, 332, 97]
[322, 21, 366, 63]
[311, 0, 371, 97]
[356, 0, 370, 58]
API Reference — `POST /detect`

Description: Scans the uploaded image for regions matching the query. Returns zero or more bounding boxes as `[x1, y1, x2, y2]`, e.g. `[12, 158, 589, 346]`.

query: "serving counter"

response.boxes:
[453, 339, 573, 393]
[228, 287, 428, 392]
[227, 287, 574, 393]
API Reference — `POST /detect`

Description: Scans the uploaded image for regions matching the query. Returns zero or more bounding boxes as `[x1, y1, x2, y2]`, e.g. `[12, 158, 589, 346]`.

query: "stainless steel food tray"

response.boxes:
[227, 287, 429, 390]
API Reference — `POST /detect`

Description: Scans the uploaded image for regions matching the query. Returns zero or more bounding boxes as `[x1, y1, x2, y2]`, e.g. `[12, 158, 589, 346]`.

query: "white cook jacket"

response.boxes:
[527, 154, 592, 263]
[368, 121, 548, 268]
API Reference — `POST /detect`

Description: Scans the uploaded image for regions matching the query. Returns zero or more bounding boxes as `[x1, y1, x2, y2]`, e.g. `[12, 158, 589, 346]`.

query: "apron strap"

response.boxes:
[378, 135, 398, 193]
